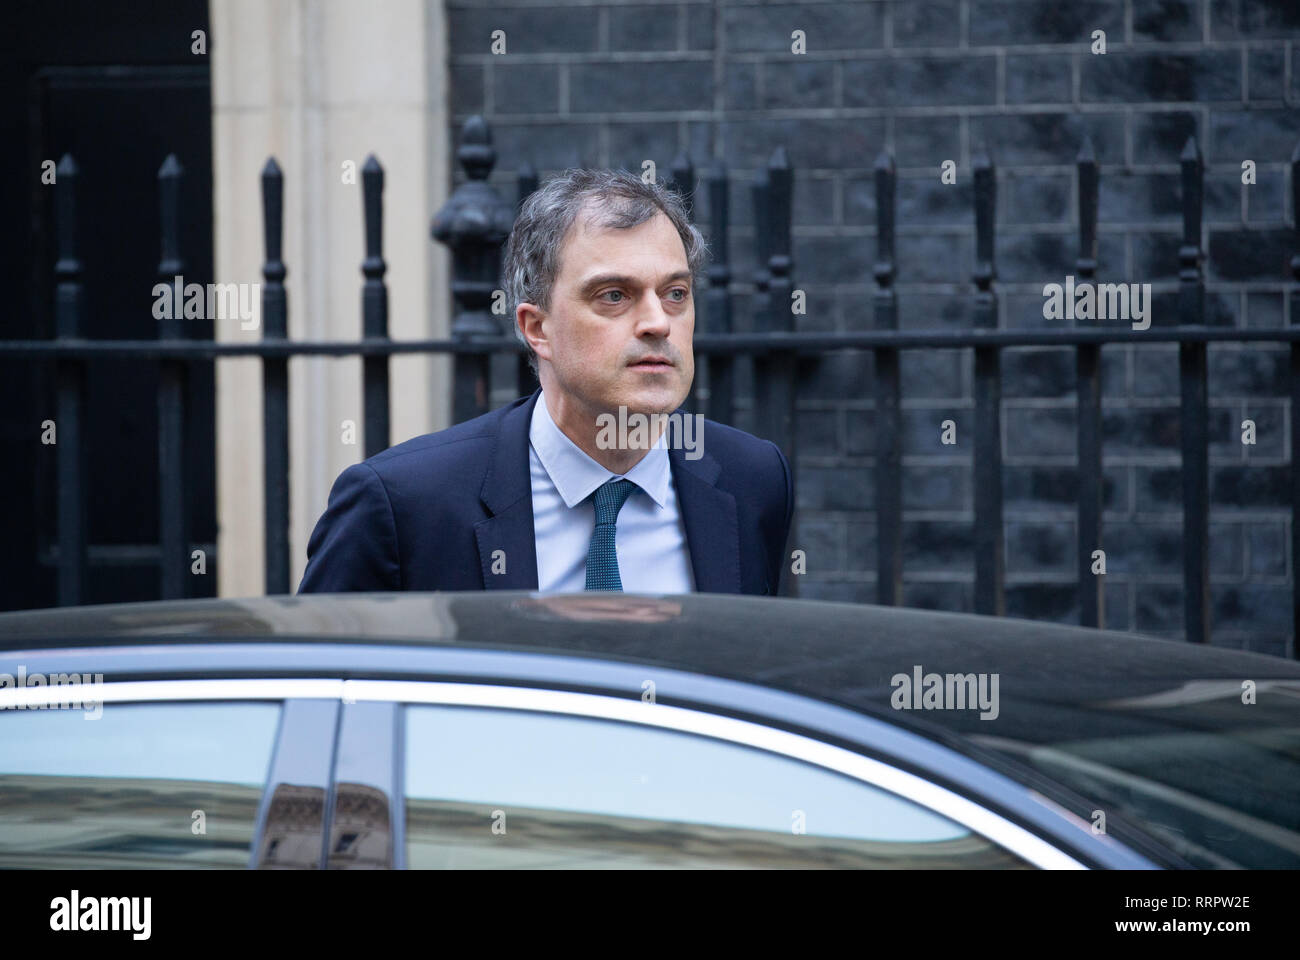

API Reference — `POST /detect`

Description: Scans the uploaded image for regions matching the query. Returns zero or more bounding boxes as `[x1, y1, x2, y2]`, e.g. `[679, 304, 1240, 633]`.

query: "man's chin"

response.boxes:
[618, 386, 688, 417]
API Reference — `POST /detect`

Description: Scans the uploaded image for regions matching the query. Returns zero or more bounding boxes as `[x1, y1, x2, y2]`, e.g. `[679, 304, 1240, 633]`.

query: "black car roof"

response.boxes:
[1, 592, 1296, 716]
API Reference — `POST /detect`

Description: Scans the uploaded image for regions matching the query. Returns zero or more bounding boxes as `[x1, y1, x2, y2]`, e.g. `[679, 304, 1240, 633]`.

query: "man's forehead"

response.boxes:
[561, 208, 687, 285]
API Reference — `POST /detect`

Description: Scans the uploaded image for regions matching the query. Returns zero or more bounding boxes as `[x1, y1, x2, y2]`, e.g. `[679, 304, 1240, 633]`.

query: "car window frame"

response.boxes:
[0, 678, 339, 869]
[381, 680, 1082, 869]
[0, 671, 1155, 869]
[325, 699, 402, 869]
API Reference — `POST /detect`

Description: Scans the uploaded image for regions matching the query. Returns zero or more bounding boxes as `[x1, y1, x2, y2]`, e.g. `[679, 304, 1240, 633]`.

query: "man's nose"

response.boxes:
[633, 295, 673, 337]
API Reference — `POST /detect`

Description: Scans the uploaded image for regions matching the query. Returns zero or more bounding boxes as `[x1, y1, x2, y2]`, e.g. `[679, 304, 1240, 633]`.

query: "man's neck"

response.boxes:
[541, 387, 664, 475]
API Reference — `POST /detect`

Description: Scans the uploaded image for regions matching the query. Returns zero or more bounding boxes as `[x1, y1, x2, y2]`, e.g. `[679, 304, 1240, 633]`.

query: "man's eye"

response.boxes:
[599, 288, 688, 303]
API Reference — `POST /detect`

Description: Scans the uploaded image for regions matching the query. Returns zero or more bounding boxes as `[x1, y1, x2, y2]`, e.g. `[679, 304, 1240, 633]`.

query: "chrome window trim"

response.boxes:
[0, 677, 1086, 870]
[0, 678, 343, 707]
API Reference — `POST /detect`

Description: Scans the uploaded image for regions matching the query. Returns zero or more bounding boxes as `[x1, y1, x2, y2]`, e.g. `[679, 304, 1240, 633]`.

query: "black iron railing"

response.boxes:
[5, 115, 1299, 658]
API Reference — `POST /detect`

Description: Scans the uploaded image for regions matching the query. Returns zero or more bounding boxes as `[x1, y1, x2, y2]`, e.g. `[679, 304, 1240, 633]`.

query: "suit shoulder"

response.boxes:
[699, 416, 782, 460]
[362, 395, 526, 475]
[694, 418, 789, 508]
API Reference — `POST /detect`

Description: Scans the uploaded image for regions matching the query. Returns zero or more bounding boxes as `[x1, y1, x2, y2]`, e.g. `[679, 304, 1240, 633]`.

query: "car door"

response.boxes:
[335, 680, 1080, 869]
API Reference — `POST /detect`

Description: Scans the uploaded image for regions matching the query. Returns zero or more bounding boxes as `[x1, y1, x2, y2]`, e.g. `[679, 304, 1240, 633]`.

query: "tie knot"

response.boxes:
[592, 478, 636, 525]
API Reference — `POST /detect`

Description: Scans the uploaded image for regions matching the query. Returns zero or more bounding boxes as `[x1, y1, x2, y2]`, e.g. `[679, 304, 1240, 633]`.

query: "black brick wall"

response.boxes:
[447, 0, 1300, 656]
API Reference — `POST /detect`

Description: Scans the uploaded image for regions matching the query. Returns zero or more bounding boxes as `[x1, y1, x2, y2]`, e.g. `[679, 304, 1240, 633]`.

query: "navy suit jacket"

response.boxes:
[297, 388, 794, 596]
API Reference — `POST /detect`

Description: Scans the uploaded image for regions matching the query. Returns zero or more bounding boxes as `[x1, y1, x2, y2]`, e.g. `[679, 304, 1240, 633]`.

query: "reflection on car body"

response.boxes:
[0, 592, 1297, 869]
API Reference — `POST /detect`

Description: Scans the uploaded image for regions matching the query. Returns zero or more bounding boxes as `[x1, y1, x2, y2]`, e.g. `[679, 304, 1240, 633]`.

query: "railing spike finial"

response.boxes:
[457, 115, 496, 182]
[1076, 137, 1099, 279]
[261, 156, 286, 284]
[972, 147, 996, 295]
[670, 150, 696, 215]
[157, 154, 184, 282]
[361, 153, 385, 268]
[1179, 135, 1204, 293]
[54, 154, 80, 282]
[766, 146, 792, 284]
[1076, 133, 1096, 165]
[704, 158, 732, 320]
[874, 149, 896, 292]
[751, 167, 772, 303]
[158, 153, 183, 178]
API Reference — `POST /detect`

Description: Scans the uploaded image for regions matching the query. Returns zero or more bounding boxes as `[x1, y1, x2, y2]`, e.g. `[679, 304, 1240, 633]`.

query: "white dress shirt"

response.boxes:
[529, 391, 696, 594]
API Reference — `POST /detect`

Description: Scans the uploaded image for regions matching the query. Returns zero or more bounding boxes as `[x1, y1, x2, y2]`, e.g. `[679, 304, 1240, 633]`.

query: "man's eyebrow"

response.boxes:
[577, 271, 693, 296]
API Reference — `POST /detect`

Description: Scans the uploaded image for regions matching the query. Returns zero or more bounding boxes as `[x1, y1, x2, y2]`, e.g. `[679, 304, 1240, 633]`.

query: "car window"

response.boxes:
[404, 704, 1032, 868]
[982, 726, 1300, 869]
[0, 702, 280, 868]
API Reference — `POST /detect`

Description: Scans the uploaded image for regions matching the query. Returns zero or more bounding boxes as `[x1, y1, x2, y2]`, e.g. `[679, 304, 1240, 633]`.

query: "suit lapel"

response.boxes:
[669, 434, 742, 594]
[474, 389, 542, 590]
[473, 393, 741, 594]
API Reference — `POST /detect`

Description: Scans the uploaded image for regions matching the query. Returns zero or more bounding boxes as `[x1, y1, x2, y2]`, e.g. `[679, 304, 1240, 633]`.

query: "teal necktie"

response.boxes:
[584, 479, 636, 591]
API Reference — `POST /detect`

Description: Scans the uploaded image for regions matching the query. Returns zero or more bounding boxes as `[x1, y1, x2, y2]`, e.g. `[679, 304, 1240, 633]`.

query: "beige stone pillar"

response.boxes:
[210, 0, 450, 597]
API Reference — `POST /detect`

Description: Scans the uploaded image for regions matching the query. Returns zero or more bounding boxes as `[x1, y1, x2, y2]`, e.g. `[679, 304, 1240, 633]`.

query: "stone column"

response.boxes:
[210, 0, 450, 597]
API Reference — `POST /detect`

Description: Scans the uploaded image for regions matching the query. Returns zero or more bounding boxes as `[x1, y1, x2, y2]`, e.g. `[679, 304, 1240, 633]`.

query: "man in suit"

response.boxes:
[298, 168, 792, 596]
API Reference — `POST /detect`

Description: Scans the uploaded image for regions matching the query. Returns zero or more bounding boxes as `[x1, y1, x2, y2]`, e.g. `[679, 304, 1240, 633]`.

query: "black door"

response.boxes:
[0, 0, 215, 609]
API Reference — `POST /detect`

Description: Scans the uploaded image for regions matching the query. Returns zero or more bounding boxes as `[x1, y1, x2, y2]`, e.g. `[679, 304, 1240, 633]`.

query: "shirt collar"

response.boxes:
[529, 390, 671, 509]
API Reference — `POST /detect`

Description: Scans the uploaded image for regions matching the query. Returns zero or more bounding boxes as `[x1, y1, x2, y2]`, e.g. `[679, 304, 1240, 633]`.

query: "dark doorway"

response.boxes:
[0, 1, 215, 609]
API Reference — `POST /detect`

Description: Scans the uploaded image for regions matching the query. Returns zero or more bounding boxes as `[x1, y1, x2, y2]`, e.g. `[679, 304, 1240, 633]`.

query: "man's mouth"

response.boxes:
[630, 356, 673, 370]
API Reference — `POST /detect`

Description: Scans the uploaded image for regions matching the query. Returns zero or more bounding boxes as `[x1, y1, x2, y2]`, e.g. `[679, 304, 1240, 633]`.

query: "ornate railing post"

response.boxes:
[432, 116, 515, 423]
[361, 154, 390, 458]
[54, 154, 87, 605]
[1179, 136, 1209, 644]
[754, 148, 795, 457]
[704, 160, 734, 427]
[1075, 137, 1104, 627]
[972, 148, 1004, 616]
[157, 153, 191, 599]
[667, 152, 702, 411]
[514, 161, 540, 397]
[1290, 140, 1300, 659]
[753, 147, 797, 596]
[751, 167, 772, 328]
[873, 150, 902, 606]
[261, 157, 290, 594]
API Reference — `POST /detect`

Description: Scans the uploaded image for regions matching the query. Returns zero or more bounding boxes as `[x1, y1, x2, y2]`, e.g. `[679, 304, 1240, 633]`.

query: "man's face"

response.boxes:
[525, 205, 694, 419]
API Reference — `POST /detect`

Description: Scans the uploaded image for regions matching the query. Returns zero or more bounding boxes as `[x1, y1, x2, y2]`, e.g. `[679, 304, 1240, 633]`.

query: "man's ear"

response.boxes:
[517, 303, 551, 362]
